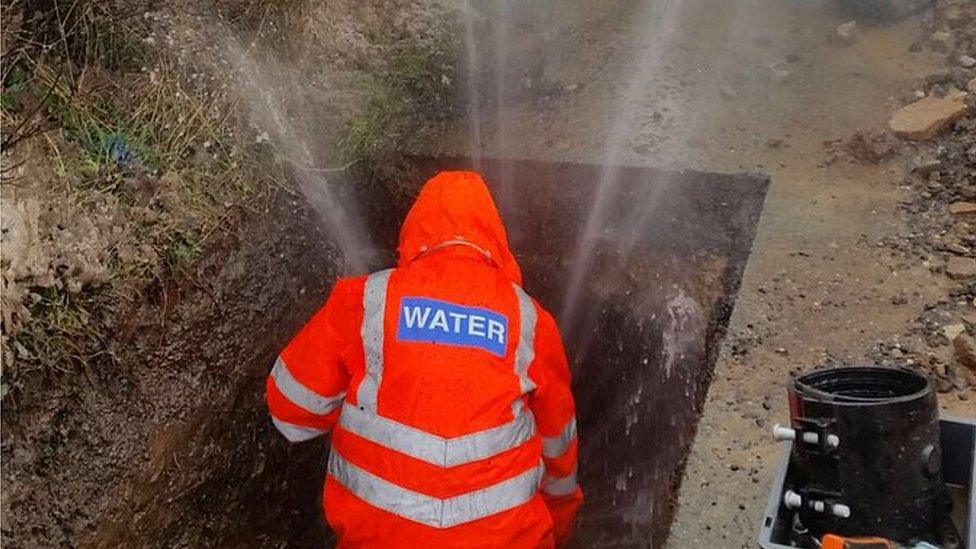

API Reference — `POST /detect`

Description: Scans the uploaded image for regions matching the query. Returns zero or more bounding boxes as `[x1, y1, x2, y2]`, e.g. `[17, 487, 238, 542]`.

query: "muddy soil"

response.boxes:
[1, 191, 341, 548]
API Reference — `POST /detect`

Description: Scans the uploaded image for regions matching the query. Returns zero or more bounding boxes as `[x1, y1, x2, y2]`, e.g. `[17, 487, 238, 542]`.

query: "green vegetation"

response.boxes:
[1, 1, 463, 392]
[338, 28, 461, 162]
[0, 2, 275, 387]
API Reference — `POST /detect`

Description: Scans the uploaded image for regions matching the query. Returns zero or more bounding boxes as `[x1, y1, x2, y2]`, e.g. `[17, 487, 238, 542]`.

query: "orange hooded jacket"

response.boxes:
[266, 171, 582, 548]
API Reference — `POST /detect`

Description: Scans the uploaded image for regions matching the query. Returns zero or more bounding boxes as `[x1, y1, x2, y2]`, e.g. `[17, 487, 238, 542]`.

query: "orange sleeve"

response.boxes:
[527, 304, 583, 546]
[266, 276, 363, 442]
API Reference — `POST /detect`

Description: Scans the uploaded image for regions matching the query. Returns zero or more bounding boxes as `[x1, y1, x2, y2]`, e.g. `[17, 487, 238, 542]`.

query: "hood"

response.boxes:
[398, 171, 522, 284]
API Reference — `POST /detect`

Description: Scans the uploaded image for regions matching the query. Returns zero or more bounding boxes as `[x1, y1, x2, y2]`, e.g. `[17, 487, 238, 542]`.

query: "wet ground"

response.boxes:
[4, 1, 972, 546]
[371, 156, 767, 546]
[1, 191, 342, 548]
[433, 0, 973, 545]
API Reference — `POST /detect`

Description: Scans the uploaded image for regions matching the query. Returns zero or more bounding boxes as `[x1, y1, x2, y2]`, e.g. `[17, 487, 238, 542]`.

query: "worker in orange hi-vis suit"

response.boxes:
[266, 171, 583, 548]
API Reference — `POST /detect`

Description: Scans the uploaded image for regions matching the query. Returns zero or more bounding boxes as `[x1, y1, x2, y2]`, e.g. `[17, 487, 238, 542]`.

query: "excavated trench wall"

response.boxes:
[13, 157, 764, 548]
[368, 157, 769, 547]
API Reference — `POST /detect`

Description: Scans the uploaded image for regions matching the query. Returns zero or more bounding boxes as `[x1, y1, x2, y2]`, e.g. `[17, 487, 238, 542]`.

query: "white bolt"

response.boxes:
[801, 431, 820, 444]
[826, 434, 840, 448]
[772, 424, 796, 441]
[831, 503, 851, 518]
[810, 500, 825, 513]
[783, 490, 802, 509]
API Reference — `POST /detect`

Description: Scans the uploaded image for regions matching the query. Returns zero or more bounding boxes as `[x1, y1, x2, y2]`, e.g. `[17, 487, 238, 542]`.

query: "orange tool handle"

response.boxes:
[821, 534, 895, 549]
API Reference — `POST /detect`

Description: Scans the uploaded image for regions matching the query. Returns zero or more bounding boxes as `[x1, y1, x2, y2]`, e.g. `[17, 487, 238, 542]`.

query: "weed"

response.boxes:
[1, 5, 272, 388]
[1, 66, 30, 112]
[337, 27, 461, 162]
[9, 288, 111, 378]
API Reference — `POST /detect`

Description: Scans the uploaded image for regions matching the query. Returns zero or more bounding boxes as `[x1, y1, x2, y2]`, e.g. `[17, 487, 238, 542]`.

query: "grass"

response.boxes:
[0, 0, 462, 394]
[0, 3, 277, 389]
[10, 289, 110, 376]
[337, 28, 461, 162]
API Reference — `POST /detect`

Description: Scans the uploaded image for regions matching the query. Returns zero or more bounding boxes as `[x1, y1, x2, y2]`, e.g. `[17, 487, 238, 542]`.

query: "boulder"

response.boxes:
[888, 91, 969, 140]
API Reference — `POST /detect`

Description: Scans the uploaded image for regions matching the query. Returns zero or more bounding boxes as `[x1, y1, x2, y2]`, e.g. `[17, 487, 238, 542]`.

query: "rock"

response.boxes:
[944, 323, 966, 341]
[969, 78, 976, 94]
[949, 201, 976, 218]
[954, 333, 976, 370]
[888, 91, 970, 140]
[947, 257, 976, 280]
[832, 21, 858, 46]
[950, 364, 969, 390]
[960, 55, 976, 69]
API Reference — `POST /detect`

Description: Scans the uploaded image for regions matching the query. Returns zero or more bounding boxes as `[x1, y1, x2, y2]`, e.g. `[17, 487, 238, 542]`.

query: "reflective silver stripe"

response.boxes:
[272, 417, 327, 442]
[329, 450, 544, 528]
[513, 284, 538, 394]
[270, 356, 344, 415]
[542, 417, 577, 458]
[542, 467, 578, 497]
[340, 402, 536, 467]
[357, 269, 393, 411]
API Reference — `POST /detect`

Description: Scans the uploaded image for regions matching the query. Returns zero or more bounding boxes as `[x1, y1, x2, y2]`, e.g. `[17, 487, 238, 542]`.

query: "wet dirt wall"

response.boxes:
[368, 157, 769, 546]
[1, 193, 342, 548]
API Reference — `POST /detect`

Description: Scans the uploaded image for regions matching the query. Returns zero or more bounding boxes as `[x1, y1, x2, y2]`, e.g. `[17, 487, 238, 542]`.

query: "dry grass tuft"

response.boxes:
[1, 0, 282, 392]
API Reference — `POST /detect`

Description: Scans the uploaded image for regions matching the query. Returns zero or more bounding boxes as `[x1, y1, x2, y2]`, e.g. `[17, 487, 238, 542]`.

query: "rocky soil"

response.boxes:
[869, 0, 976, 401]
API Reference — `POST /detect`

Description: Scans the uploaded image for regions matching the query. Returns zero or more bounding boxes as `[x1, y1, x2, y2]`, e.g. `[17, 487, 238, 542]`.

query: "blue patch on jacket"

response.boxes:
[397, 297, 508, 357]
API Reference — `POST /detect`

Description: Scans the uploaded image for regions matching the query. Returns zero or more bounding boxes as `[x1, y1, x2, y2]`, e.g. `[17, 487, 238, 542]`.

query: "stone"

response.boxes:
[960, 55, 976, 69]
[954, 333, 976, 371]
[832, 21, 858, 46]
[949, 201, 976, 218]
[888, 91, 970, 140]
[944, 323, 966, 341]
[969, 77, 976, 94]
[947, 257, 976, 280]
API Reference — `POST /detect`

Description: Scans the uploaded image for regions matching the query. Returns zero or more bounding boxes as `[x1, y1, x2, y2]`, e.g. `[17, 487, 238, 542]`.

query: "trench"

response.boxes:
[366, 157, 769, 547]
[80, 156, 767, 548]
